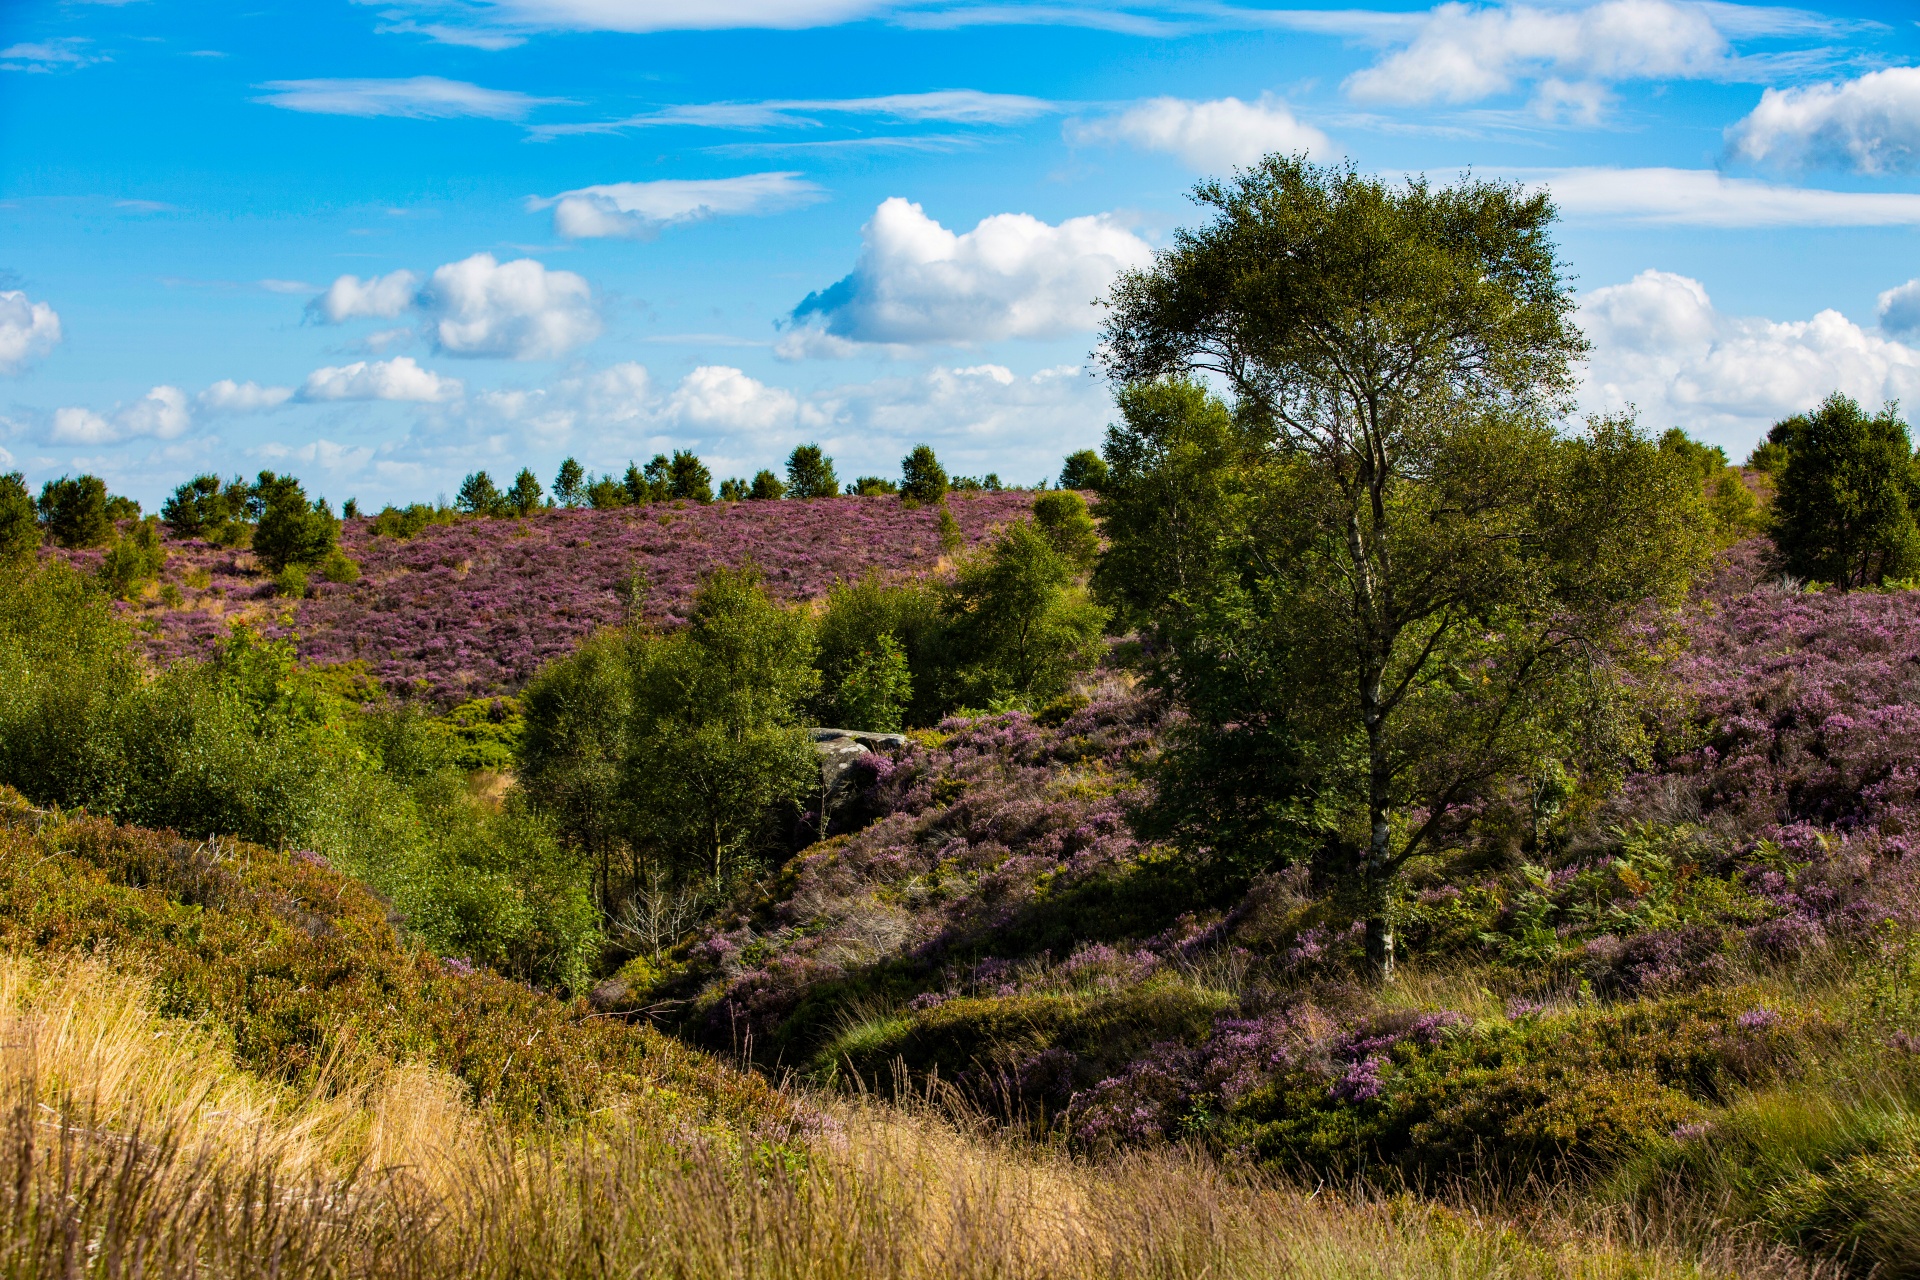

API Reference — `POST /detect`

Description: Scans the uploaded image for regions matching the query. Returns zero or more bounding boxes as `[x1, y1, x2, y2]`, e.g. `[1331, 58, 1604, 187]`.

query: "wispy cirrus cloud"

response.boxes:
[529, 89, 1055, 139]
[1533, 167, 1920, 227]
[253, 76, 565, 120]
[528, 173, 826, 238]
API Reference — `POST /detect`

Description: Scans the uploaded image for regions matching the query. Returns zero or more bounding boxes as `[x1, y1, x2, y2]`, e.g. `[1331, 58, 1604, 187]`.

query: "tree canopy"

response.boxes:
[1097, 158, 1707, 980]
[1767, 393, 1920, 588]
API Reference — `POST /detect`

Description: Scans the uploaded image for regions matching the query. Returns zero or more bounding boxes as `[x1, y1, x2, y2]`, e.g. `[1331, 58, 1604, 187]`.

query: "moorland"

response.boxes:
[0, 160, 1916, 1279]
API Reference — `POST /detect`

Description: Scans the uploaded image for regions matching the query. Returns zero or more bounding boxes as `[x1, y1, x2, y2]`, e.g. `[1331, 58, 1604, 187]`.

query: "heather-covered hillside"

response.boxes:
[60, 491, 1032, 705]
[609, 539, 1920, 1273]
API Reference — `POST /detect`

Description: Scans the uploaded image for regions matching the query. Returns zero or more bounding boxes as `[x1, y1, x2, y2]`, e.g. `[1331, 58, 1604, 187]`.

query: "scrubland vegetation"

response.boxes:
[1, 158, 1918, 1276]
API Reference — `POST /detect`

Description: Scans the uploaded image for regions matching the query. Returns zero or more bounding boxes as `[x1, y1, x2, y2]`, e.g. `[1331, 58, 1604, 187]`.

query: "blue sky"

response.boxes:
[4, 0, 1920, 507]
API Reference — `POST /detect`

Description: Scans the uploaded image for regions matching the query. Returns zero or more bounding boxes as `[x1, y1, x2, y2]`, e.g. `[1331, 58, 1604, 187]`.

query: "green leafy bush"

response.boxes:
[787, 444, 839, 499]
[901, 444, 948, 506]
[0, 472, 36, 563]
[368, 502, 457, 540]
[97, 516, 167, 598]
[253, 475, 340, 573]
[36, 474, 114, 548]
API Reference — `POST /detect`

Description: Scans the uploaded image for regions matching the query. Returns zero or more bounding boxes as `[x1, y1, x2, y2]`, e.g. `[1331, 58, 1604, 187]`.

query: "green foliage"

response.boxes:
[587, 476, 629, 509]
[1097, 158, 1709, 978]
[939, 519, 1108, 713]
[521, 567, 820, 895]
[1610, 1074, 1920, 1278]
[669, 450, 713, 503]
[828, 635, 913, 732]
[901, 444, 949, 505]
[1060, 449, 1109, 492]
[1031, 489, 1099, 573]
[623, 567, 819, 884]
[507, 467, 546, 516]
[437, 696, 525, 771]
[787, 444, 840, 499]
[253, 475, 340, 573]
[456, 470, 506, 517]
[1748, 439, 1789, 473]
[341, 497, 359, 519]
[748, 469, 786, 500]
[97, 516, 167, 599]
[0, 471, 40, 563]
[36, 475, 114, 549]
[0, 561, 600, 991]
[718, 477, 749, 501]
[626, 457, 669, 505]
[0, 791, 785, 1129]
[161, 473, 250, 542]
[815, 573, 942, 728]
[319, 549, 361, 584]
[368, 502, 457, 539]
[936, 501, 964, 555]
[1660, 428, 1767, 547]
[1218, 990, 1812, 1183]
[1769, 393, 1920, 588]
[853, 476, 898, 496]
[553, 456, 586, 507]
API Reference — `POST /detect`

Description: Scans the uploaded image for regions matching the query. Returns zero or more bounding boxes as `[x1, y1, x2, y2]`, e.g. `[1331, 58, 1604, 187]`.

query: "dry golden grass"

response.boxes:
[0, 951, 1817, 1280]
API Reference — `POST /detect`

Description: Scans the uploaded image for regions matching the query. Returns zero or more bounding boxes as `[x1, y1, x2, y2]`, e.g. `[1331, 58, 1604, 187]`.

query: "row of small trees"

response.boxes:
[454, 442, 1018, 519]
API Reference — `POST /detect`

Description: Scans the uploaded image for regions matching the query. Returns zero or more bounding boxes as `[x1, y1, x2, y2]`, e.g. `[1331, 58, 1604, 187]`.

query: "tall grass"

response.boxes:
[0, 950, 1795, 1280]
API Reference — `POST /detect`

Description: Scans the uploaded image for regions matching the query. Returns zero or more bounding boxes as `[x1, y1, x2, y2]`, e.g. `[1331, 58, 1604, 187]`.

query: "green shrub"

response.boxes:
[1060, 448, 1109, 491]
[0, 472, 41, 563]
[853, 476, 898, 496]
[368, 502, 457, 539]
[254, 476, 339, 572]
[0, 563, 600, 991]
[438, 696, 524, 771]
[1768, 394, 1920, 588]
[748, 470, 786, 500]
[1031, 489, 1099, 573]
[669, 450, 712, 503]
[936, 519, 1108, 712]
[320, 549, 361, 584]
[786, 445, 839, 500]
[36, 475, 114, 548]
[814, 572, 942, 727]
[457, 471, 506, 516]
[272, 563, 309, 598]
[901, 444, 948, 505]
[97, 516, 167, 598]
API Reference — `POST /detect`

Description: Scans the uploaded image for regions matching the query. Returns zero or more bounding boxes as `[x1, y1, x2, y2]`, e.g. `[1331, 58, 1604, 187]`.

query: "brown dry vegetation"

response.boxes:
[0, 950, 1819, 1280]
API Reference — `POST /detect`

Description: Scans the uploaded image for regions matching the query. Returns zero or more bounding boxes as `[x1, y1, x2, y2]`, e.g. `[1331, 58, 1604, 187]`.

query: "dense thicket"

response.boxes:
[1767, 393, 1920, 588]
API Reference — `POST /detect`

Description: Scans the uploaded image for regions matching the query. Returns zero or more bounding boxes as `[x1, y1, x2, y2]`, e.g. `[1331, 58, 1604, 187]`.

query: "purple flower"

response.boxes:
[1737, 1008, 1781, 1029]
[1329, 1055, 1386, 1103]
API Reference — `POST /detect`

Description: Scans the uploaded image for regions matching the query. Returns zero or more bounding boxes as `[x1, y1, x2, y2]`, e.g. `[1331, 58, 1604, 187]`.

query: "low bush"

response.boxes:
[0, 788, 783, 1130]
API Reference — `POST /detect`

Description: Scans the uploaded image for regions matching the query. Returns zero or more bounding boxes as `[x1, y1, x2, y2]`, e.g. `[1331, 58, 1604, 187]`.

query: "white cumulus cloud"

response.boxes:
[789, 197, 1153, 347]
[300, 357, 463, 402]
[530, 172, 825, 239]
[1726, 66, 1920, 174]
[254, 76, 562, 120]
[48, 385, 191, 445]
[1879, 279, 1920, 337]
[304, 256, 598, 359]
[0, 290, 62, 373]
[197, 380, 295, 413]
[308, 270, 421, 323]
[1069, 95, 1332, 171]
[419, 253, 599, 359]
[666, 365, 803, 433]
[1580, 268, 1920, 448]
[1343, 0, 1728, 112]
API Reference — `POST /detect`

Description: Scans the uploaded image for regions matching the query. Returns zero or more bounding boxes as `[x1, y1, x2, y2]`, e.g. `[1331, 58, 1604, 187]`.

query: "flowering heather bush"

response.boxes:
[54, 491, 1034, 705]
